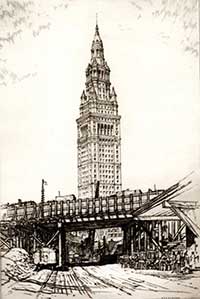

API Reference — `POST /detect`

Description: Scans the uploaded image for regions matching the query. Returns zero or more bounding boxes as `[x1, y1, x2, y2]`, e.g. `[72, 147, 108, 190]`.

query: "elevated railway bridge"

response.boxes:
[0, 174, 199, 268]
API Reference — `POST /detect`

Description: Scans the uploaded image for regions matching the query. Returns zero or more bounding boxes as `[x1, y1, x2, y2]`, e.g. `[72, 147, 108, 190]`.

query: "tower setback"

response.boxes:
[77, 23, 122, 199]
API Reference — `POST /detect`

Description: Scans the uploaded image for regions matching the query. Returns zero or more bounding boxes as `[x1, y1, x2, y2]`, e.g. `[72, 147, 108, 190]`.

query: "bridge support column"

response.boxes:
[146, 222, 150, 251]
[172, 221, 175, 238]
[17, 235, 22, 248]
[25, 232, 31, 253]
[122, 226, 127, 255]
[22, 232, 25, 249]
[12, 235, 16, 247]
[144, 222, 147, 252]
[8, 227, 13, 248]
[158, 221, 162, 257]
[58, 222, 67, 269]
[122, 226, 131, 255]
[151, 221, 155, 250]
[33, 228, 36, 252]
[88, 229, 95, 255]
[130, 226, 134, 255]
[138, 226, 141, 251]
[19, 235, 23, 248]
[9, 236, 13, 248]
[16, 234, 21, 248]
[130, 223, 137, 255]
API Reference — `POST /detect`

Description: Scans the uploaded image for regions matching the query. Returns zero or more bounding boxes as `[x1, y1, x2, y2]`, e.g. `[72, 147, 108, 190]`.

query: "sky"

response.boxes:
[0, 0, 199, 204]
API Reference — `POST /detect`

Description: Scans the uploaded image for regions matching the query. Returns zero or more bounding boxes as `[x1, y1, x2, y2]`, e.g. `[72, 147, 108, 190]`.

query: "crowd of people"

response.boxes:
[119, 249, 199, 273]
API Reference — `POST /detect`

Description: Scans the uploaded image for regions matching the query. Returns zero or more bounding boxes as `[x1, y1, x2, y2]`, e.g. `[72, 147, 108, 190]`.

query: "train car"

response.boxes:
[33, 247, 57, 270]
[0, 204, 9, 221]
[50, 200, 58, 217]
[26, 201, 37, 220]
[42, 201, 51, 218]
[41, 196, 77, 219]
[80, 198, 88, 216]
[16, 200, 37, 221]
[1, 200, 37, 222]
[54, 194, 76, 218]
[107, 196, 115, 214]
[41, 200, 58, 218]
[6, 204, 17, 221]
[63, 199, 70, 216]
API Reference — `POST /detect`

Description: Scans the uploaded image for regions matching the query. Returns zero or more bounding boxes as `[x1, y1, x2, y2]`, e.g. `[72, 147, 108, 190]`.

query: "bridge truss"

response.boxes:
[0, 173, 199, 268]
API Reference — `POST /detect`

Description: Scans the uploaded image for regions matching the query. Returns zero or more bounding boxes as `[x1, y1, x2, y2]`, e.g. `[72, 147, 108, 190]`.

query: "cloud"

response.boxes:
[0, 2, 32, 49]
[0, 1, 33, 21]
[0, 0, 69, 47]
[32, 22, 51, 37]
[0, 0, 69, 85]
[130, 1, 142, 10]
[128, 0, 198, 58]
[0, 64, 37, 86]
[184, 45, 199, 57]
[0, 29, 22, 48]
[6, 0, 33, 11]
[13, 16, 27, 28]
[0, 0, 198, 88]
[152, 0, 199, 57]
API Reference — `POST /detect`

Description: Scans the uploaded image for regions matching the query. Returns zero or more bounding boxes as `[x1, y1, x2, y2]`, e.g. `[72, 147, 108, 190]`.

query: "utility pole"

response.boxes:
[41, 179, 47, 218]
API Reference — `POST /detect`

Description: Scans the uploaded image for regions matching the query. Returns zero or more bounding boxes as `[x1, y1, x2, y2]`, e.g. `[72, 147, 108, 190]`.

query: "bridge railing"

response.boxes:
[2, 190, 163, 223]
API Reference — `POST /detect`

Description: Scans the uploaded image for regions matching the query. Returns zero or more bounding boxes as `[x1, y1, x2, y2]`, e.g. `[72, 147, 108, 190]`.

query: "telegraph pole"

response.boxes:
[41, 179, 47, 218]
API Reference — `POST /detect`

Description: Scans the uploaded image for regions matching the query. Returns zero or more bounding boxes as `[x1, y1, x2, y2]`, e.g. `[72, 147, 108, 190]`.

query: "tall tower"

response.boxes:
[77, 23, 122, 199]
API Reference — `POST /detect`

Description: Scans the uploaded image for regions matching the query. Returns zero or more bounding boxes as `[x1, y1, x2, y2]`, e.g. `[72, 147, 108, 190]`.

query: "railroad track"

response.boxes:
[17, 268, 94, 298]
[3, 267, 125, 298]
[71, 267, 93, 298]
[80, 266, 172, 295]
[81, 266, 133, 296]
[2, 266, 196, 298]
[36, 270, 57, 298]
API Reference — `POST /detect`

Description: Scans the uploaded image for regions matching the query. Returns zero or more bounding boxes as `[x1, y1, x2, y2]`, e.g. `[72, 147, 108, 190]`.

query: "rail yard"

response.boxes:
[1, 172, 200, 299]
[2, 264, 200, 299]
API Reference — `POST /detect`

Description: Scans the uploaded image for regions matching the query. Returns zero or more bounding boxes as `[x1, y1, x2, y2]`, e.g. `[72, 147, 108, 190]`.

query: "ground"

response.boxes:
[1, 264, 200, 299]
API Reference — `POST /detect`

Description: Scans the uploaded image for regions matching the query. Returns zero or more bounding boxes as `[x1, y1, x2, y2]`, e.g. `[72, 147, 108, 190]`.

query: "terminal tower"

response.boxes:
[77, 23, 122, 199]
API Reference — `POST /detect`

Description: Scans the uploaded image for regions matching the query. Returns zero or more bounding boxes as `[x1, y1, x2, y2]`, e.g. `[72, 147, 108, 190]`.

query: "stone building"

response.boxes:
[77, 23, 122, 199]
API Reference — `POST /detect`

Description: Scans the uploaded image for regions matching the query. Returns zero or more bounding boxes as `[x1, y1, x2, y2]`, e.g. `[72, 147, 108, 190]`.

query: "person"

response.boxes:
[194, 246, 199, 266]
[146, 255, 151, 270]
[176, 251, 181, 272]
[162, 225, 169, 248]
[134, 253, 139, 269]
[183, 250, 190, 274]
[119, 255, 124, 268]
[180, 251, 185, 269]
[129, 255, 134, 268]
[160, 252, 167, 271]
[154, 252, 160, 270]
[166, 250, 171, 271]
[138, 252, 145, 270]
[123, 255, 129, 268]
[189, 251, 196, 271]
[171, 251, 176, 272]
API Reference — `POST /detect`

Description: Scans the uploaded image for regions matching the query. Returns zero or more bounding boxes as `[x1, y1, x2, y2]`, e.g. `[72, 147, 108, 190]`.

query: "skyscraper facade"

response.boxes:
[77, 23, 122, 199]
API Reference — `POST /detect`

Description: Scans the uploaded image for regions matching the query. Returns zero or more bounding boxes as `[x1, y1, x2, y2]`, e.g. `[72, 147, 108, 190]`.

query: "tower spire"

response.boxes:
[91, 16, 104, 64]
[96, 13, 98, 32]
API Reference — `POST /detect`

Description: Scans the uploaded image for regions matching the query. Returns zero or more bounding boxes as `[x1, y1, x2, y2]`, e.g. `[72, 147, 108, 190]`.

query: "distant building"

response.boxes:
[77, 23, 122, 199]
[95, 227, 123, 243]
[55, 191, 76, 201]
